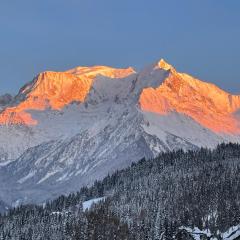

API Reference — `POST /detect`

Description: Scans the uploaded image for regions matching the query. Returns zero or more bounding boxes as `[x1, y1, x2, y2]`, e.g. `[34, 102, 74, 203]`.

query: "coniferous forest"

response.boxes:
[0, 143, 240, 239]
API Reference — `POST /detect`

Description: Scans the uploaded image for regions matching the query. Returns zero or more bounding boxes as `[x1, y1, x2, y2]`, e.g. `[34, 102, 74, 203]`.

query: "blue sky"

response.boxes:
[0, 0, 239, 94]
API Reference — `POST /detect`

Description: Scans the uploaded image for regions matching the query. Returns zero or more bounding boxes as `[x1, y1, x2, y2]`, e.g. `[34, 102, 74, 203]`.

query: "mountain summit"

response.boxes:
[0, 58, 239, 205]
[156, 58, 176, 72]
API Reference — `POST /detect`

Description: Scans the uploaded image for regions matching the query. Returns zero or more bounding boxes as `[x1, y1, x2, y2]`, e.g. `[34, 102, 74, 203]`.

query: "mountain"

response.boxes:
[0, 59, 239, 205]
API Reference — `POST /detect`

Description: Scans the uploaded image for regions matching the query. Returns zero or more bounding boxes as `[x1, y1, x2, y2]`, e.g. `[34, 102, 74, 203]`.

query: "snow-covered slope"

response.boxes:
[0, 59, 239, 205]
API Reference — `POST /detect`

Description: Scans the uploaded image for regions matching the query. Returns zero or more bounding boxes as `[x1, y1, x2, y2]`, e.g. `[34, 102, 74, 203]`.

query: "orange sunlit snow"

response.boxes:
[140, 60, 240, 134]
[0, 66, 135, 125]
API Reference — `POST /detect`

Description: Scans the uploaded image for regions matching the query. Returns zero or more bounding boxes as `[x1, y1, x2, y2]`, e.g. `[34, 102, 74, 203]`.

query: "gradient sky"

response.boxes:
[0, 0, 240, 95]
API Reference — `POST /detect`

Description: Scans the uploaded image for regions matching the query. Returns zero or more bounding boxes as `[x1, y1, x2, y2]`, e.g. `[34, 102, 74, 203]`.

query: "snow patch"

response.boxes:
[82, 197, 105, 211]
[37, 169, 59, 184]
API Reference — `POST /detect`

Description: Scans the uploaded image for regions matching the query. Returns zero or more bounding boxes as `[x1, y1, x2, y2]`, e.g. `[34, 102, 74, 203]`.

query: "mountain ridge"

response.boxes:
[1, 59, 239, 132]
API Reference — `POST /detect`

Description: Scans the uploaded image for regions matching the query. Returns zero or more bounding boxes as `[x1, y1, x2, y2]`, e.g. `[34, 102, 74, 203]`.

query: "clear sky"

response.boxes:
[0, 0, 239, 95]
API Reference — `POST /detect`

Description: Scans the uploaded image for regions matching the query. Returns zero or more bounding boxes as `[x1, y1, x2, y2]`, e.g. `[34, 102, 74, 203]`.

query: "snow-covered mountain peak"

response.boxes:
[0, 71, 93, 125]
[155, 58, 176, 72]
[16, 65, 136, 108]
[139, 61, 240, 134]
[16, 71, 92, 108]
[0, 66, 135, 126]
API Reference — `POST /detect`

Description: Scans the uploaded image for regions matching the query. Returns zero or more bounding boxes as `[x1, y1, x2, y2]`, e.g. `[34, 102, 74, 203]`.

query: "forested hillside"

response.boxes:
[0, 143, 240, 239]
